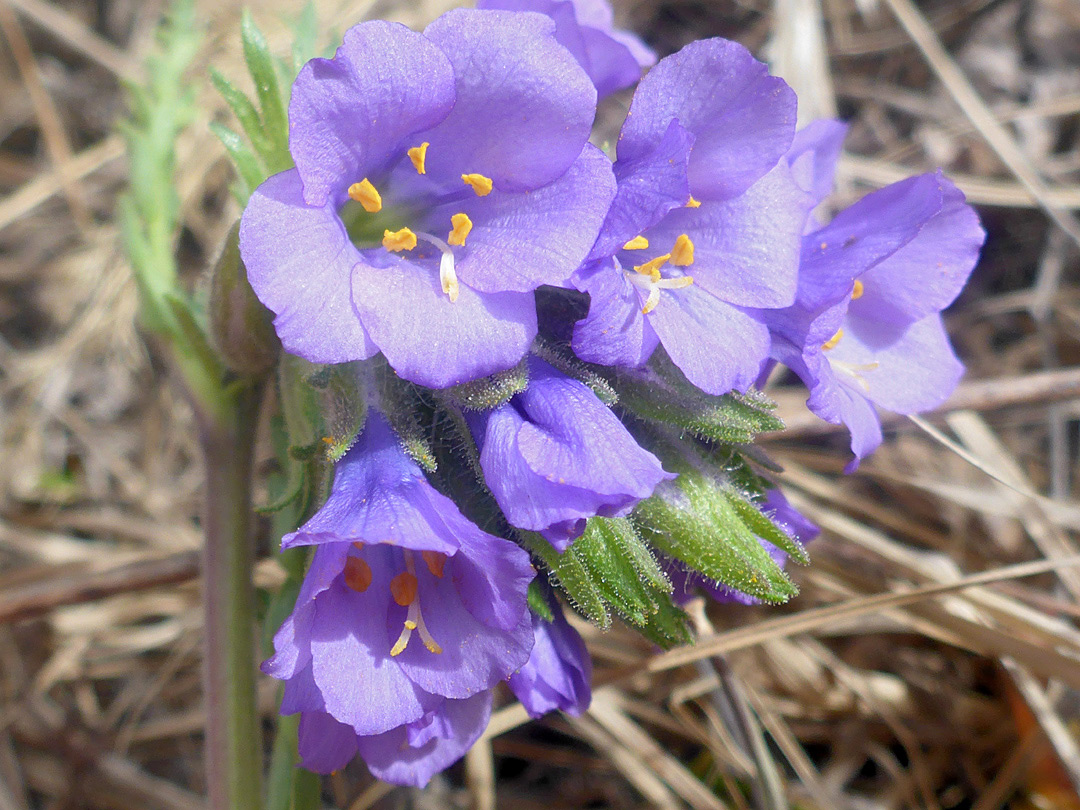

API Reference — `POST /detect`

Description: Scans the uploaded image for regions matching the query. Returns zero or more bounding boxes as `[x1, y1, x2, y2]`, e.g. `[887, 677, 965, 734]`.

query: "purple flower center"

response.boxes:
[618, 231, 696, 313]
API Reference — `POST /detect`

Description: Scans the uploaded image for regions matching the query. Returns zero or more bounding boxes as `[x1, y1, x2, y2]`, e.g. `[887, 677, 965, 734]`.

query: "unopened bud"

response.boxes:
[209, 222, 279, 375]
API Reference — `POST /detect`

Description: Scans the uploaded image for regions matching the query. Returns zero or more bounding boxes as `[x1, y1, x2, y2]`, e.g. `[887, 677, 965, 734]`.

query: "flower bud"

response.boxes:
[209, 222, 279, 375]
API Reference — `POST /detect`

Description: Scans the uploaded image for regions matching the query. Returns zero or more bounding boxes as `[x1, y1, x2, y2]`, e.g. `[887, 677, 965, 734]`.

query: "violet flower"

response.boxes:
[508, 597, 592, 717]
[263, 412, 535, 785]
[476, 0, 656, 97]
[761, 123, 985, 465]
[468, 357, 673, 550]
[240, 10, 615, 389]
[671, 490, 818, 605]
[571, 38, 811, 395]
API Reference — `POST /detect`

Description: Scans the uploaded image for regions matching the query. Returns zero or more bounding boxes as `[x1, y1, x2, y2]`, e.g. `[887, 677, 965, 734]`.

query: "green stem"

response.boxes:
[198, 381, 263, 810]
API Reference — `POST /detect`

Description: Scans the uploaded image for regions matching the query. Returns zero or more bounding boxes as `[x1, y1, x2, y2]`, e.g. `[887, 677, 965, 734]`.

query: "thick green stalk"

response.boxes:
[198, 382, 263, 810]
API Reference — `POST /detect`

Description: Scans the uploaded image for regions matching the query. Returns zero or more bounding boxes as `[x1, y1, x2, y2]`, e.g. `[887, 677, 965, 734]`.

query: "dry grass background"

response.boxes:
[1, 0, 1080, 807]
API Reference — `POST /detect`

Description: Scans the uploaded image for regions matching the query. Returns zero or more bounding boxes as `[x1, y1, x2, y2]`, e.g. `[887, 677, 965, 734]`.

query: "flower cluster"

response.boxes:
[239, 0, 983, 787]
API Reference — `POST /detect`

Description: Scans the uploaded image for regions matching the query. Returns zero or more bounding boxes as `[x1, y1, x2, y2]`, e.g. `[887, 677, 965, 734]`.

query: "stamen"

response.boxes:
[686, 195, 701, 208]
[383, 228, 417, 252]
[412, 230, 460, 302]
[348, 178, 382, 213]
[408, 142, 429, 175]
[670, 234, 695, 266]
[344, 556, 373, 593]
[634, 253, 670, 279]
[822, 327, 844, 351]
[851, 279, 864, 300]
[421, 550, 447, 578]
[658, 276, 694, 289]
[389, 552, 443, 657]
[623, 236, 649, 251]
[390, 571, 418, 606]
[447, 213, 473, 247]
[642, 288, 661, 315]
[462, 173, 494, 196]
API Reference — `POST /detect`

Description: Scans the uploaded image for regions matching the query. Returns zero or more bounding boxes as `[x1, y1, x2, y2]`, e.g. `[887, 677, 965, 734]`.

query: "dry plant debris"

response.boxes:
[2, 0, 1080, 807]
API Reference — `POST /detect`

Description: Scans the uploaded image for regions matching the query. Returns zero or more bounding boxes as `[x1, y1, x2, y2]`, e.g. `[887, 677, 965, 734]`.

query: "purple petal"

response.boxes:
[309, 574, 438, 735]
[392, 559, 533, 699]
[806, 360, 884, 463]
[280, 664, 324, 715]
[830, 312, 964, 414]
[648, 287, 770, 395]
[508, 610, 592, 717]
[572, 259, 660, 367]
[288, 21, 456, 207]
[262, 543, 350, 679]
[590, 120, 694, 261]
[352, 261, 536, 389]
[421, 9, 596, 192]
[579, 24, 648, 97]
[355, 692, 492, 787]
[451, 531, 535, 631]
[786, 119, 848, 207]
[239, 169, 377, 364]
[646, 161, 808, 308]
[618, 38, 796, 200]
[447, 144, 616, 294]
[282, 414, 460, 554]
[854, 174, 984, 324]
[297, 712, 360, 774]
[476, 360, 672, 547]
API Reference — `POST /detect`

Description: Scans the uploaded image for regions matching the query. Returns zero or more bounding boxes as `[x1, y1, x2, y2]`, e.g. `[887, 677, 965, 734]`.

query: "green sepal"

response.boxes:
[570, 518, 664, 626]
[307, 363, 367, 463]
[526, 580, 554, 623]
[240, 10, 291, 172]
[531, 340, 618, 406]
[610, 366, 784, 445]
[636, 595, 692, 648]
[635, 467, 798, 605]
[520, 532, 610, 629]
[444, 361, 529, 410]
[729, 489, 809, 565]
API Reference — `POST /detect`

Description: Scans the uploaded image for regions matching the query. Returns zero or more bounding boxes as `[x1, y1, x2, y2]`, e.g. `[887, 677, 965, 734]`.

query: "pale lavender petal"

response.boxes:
[355, 692, 492, 787]
[451, 531, 535, 631]
[239, 169, 377, 364]
[648, 286, 770, 395]
[421, 9, 595, 191]
[787, 119, 847, 207]
[288, 21, 456, 206]
[309, 573, 439, 735]
[855, 174, 984, 324]
[508, 609, 591, 717]
[579, 25, 647, 97]
[618, 38, 796, 200]
[297, 712, 359, 773]
[446, 144, 616, 294]
[647, 161, 807, 308]
[572, 259, 660, 367]
[352, 261, 536, 389]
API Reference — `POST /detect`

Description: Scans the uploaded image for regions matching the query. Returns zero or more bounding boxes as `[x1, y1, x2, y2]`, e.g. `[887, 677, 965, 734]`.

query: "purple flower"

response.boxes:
[508, 599, 592, 717]
[263, 412, 535, 785]
[571, 39, 811, 394]
[671, 490, 818, 605]
[240, 11, 615, 389]
[761, 124, 984, 465]
[468, 357, 673, 550]
[476, 0, 655, 98]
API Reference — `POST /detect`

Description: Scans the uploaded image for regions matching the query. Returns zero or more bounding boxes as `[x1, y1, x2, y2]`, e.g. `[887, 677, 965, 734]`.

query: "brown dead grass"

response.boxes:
[2, 0, 1080, 807]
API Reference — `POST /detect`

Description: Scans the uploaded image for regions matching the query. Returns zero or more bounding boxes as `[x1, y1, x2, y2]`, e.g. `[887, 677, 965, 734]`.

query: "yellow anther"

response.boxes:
[667, 276, 694, 289]
[686, 195, 701, 208]
[343, 556, 373, 593]
[383, 227, 417, 252]
[447, 213, 473, 247]
[851, 279, 864, 300]
[462, 173, 493, 196]
[348, 178, 382, 213]
[822, 327, 844, 351]
[421, 551, 447, 578]
[670, 234, 695, 266]
[422, 635, 443, 655]
[390, 571, 419, 606]
[408, 142, 429, 174]
[642, 288, 661, 315]
[623, 236, 649, 251]
[634, 253, 670, 278]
